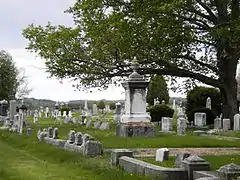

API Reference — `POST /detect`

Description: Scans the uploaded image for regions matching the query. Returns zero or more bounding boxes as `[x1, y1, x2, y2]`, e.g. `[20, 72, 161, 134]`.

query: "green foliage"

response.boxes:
[147, 75, 169, 106]
[109, 102, 116, 110]
[60, 106, 70, 115]
[97, 100, 105, 110]
[186, 86, 222, 124]
[0, 51, 18, 100]
[149, 104, 174, 122]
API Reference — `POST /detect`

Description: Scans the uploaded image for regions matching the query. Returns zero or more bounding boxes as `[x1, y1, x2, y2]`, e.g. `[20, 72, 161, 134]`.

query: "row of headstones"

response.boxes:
[195, 112, 240, 131]
[112, 149, 240, 180]
[37, 127, 103, 156]
[85, 120, 110, 130]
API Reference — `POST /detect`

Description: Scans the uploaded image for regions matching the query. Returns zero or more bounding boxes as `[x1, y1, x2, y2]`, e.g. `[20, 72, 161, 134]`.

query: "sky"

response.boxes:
[0, 0, 187, 101]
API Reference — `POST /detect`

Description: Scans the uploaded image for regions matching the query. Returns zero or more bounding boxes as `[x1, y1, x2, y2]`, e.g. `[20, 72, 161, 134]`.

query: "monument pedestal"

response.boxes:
[116, 122, 156, 137]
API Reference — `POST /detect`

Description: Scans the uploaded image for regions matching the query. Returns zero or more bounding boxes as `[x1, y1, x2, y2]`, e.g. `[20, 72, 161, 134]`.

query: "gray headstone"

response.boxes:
[111, 149, 133, 166]
[67, 130, 76, 144]
[94, 121, 102, 128]
[74, 132, 83, 145]
[234, 114, 240, 131]
[86, 120, 92, 128]
[223, 118, 231, 131]
[217, 163, 240, 180]
[26, 128, 32, 136]
[99, 122, 110, 130]
[174, 152, 191, 167]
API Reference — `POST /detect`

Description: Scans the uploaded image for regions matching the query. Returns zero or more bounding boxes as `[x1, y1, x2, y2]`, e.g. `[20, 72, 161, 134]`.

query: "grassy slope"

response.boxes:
[0, 130, 149, 180]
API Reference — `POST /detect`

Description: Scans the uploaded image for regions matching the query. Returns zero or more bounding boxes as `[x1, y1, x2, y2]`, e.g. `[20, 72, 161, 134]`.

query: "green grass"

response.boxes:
[139, 155, 240, 170]
[0, 130, 150, 180]
[217, 131, 240, 138]
[28, 119, 240, 148]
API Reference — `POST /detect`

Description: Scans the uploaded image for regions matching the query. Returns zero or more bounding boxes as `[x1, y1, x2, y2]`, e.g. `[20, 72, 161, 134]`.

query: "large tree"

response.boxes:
[22, 0, 240, 127]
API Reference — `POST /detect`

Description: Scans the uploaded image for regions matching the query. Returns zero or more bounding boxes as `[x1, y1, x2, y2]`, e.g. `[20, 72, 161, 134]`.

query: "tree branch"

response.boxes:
[196, 0, 218, 24]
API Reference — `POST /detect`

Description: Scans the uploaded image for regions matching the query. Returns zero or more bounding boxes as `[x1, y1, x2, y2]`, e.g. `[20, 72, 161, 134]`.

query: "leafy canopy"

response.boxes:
[22, 0, 240, 90]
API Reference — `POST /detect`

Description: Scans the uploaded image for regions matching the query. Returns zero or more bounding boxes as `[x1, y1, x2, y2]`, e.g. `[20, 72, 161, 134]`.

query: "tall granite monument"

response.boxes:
[116, 58, 155, 137]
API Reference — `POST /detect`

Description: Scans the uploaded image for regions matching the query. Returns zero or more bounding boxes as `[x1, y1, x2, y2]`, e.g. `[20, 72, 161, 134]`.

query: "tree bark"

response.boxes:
[217, 43, 239, 129]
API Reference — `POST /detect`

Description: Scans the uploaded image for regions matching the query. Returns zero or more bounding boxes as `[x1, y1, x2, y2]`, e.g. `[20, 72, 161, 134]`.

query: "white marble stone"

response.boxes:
[156, 148, 169, 162]
[194, 113, 206, 127]
[161, 117, 173, 132]
[223, 118, 231, 131]
[234, 114, 240, 131]
[206, 97, 211, 110]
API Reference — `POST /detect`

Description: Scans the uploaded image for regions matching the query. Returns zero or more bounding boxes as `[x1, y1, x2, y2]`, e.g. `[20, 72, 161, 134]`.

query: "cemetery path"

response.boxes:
[105, 148, 240, 157]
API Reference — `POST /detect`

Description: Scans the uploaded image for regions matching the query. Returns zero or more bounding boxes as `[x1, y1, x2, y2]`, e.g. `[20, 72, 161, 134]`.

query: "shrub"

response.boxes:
[149, 104, 174, 122]
[186, 86, 222, 123]
[189, 107, 216, 125]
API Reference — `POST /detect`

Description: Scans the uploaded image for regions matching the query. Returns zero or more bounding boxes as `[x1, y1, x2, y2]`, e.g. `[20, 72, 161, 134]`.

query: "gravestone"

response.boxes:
[94, 121, 102, 129]
[92, 104, 98, 115]
[33, 110, 38, 123]
[99, 122, 110, 130]
[182, 155, 210, 180]
[161, 117, 173, 132]
[206, 97, 212, 110]
[63, 111, 67, 117]
[26, 128, 32, 136]
[194, 113, 206, 127]
[114, 102, 122, 123]
[53, 128, 58, 139]
[117, 58, 155, 137]
[9, 100, 17, 121]
[67, 130, 76, 144]
[217, 163, 240, 180]
[174, 152, 191, 167]
[177, 111, 186, 136]
[45, 107, 49, 118]
[234, 114, 240, 131]
[223, 118, 231, 131]
[86, 120, 92, 128]
[156, 148, 169, 162]
[214, 116, 222, 129]
[68, 111, 72, 118]
[74, 132, 83, 145]
[82, 133, 94, 144]
[47, 127, 53, 138]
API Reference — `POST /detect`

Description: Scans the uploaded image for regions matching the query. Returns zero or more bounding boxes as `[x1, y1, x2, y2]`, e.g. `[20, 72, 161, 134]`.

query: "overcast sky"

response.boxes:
[0, 0, 184, 101]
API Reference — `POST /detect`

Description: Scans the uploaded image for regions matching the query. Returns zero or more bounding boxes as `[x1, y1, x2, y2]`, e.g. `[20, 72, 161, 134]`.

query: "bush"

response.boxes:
[186, 86, 222, 123]
[149, 104, 174, 122]
[189, 107, 216, 125]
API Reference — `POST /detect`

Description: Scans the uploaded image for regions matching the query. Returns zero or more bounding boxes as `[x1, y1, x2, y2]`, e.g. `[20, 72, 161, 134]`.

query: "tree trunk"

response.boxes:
[217, 43, 239, 129]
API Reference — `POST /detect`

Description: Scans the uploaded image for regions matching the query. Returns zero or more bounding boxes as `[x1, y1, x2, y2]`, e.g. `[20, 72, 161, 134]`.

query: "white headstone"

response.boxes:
[161, 117, 173, 132]
[33, 110, 38, 123]
[234, 114, 240, 131]
[223, 118, 231, 131]
[92, 104, 98, 115]
[177, 111, 186, 136]
[156, 148, 169, 162]
[206, 97, 211, 110]
[68, 111, 72, 118]
[63, 111, 67, 117]
[194, 113, 206, 127]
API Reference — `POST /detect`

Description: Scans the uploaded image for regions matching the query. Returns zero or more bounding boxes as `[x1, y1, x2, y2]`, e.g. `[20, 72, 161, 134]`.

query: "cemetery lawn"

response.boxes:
[30, 120, 240, 148]
[139, 154, 240, 170]
[0, 130, 150, 180]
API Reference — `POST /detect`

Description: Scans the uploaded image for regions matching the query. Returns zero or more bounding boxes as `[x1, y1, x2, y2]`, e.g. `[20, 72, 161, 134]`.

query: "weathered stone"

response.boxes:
[26, 128, 32, 136]
[156, 148, 169, 162]
[82, 133, 94, 144]
[74, 132, 83, 145]
[94, 121, 102, 129]
[217, 163, 240, 180]
[161, 117, 173, 132]
[116, 123, 155, 137]
[111, 149, 133, 166]
[223, 119, 231, 131]
[47, 127, 53, 138]
[214, 117, 222, 129]
[83, 140, 103, 156]
[86, 120, 92, 128]
[174, 152, 191, 167]
[67, 130, 76, 144]
[181, 155, 210, 180]
[99, 122, 110, 130]
[194, 113, 207, 127]
[234, 114, 240, 131]
[193, 130, 207, 136]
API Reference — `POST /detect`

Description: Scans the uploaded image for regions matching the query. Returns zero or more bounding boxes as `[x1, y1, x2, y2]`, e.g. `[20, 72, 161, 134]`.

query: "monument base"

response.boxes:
[120, 114, 151, 123]
[116, 122, 156, 137]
